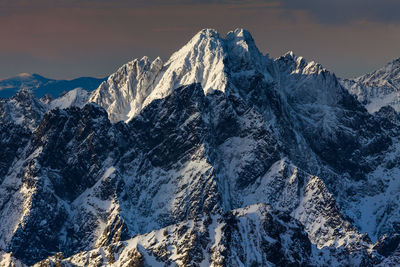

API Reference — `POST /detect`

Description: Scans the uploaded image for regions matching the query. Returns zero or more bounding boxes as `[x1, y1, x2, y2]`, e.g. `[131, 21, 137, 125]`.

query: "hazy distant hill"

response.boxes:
[0, 73, 106, 98]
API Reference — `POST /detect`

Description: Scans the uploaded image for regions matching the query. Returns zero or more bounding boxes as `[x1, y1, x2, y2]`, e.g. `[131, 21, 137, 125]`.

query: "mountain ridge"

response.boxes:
[0, 73, 106, 99]
[0, 28, 400, 266]
[341, 57, 400, 113]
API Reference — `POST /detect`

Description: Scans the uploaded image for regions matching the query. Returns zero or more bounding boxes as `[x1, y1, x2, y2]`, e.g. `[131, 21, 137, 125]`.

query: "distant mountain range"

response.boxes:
[0, 73, 106, 98]
[1, 28, 400, 266]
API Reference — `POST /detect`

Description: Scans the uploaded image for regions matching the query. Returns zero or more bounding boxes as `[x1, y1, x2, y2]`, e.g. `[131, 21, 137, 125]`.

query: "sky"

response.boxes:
[1, 0, 400, 80]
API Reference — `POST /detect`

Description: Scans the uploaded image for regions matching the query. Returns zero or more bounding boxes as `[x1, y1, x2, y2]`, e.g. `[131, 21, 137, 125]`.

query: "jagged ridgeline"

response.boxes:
[1, 28, 400, 266]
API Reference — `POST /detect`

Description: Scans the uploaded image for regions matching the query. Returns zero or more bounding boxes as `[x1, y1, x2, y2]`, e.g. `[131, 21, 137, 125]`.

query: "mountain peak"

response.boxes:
[388, 57, 400, 66]
[283, 50, 297, 59]
[14, 87, 36, 99]
[196, 28, 220, 39]
[0, 87, 47, 130]
[226, 28, 254, 43]
[277, 51, 327, 76]
[16, 73, 32, 78]
[4, 28, 400, 267]
[225, 28, 265, 66]
[89, 29, 276, 122]
[167, 28, 224, 62]
[342, 56, 400, 113]
[174, 28, 222, 55]
[13, 73, 47, 82]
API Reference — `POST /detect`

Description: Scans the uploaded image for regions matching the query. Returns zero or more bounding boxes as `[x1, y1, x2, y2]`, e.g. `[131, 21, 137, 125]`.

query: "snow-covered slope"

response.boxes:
[341, 58, 400, 113]
[89, 56, 164, 122]
[0, 87, 93, 132]
[1, 28, 400, 266]
[90, 29, 274, 123]
[0, 251, 26, 267]
[48, 88, 91, 110]
[0, 88, 47, 130]
[34, 204, 371, 267]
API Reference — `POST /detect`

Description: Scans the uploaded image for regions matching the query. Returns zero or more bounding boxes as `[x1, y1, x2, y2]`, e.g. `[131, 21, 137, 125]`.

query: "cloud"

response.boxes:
[179, 0, 400, 25]
[277, 0, 400, 25]
[119, 0, 400, 25]
[0, 0, 399, 80]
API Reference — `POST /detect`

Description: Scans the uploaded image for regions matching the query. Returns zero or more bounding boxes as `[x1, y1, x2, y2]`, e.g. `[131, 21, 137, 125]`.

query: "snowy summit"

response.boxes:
[1, 28, 400, 266]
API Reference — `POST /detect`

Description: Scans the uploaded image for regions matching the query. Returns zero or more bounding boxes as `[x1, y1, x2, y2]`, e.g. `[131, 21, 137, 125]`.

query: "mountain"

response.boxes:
[0, 87, 93, 131]
[341, 58, 400, 113]
[0, 28, 400, 266]
[33, 204, 357, 266]
[89, 29, 274, 123]
[47, 88, 91, 110]
[0, 251, 26, 267]
[0, 88, 48, 130]
[0, 73, 106, 98]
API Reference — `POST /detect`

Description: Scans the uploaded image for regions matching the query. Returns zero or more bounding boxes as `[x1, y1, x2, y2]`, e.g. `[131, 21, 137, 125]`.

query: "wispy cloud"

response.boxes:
[0, 0, 399, 80]
[279, 0, 400, 25]
[3, 0, 400, 25]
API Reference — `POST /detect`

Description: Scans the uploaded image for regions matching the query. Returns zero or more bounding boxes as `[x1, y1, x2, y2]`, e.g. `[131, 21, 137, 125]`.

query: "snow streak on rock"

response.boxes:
[1, 28, 400, 266]
[341, 58, 400, 113]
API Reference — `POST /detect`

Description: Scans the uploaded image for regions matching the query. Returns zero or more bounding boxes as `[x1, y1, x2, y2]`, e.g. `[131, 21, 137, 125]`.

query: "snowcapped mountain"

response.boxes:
[48, 88, 91, 110]
[0, 73, 106, 98]
[90, 29, 274, 123]
[0, 28, 400, 266]
[341, 58, 400, 113]
[34, 204, 362, 267]
[0, 88, 48, 130]
[0, 87, 93, 132]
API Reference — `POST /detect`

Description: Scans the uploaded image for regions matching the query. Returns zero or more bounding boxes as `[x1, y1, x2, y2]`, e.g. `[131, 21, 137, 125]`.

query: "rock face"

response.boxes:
[89, 29, 273, 123]
[0, 251, 27, 267]
[341, 58, 400, 113]
[0, 88, 48, 130]
[32, 204, 319, 266]
[1, 28, 400, 266]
